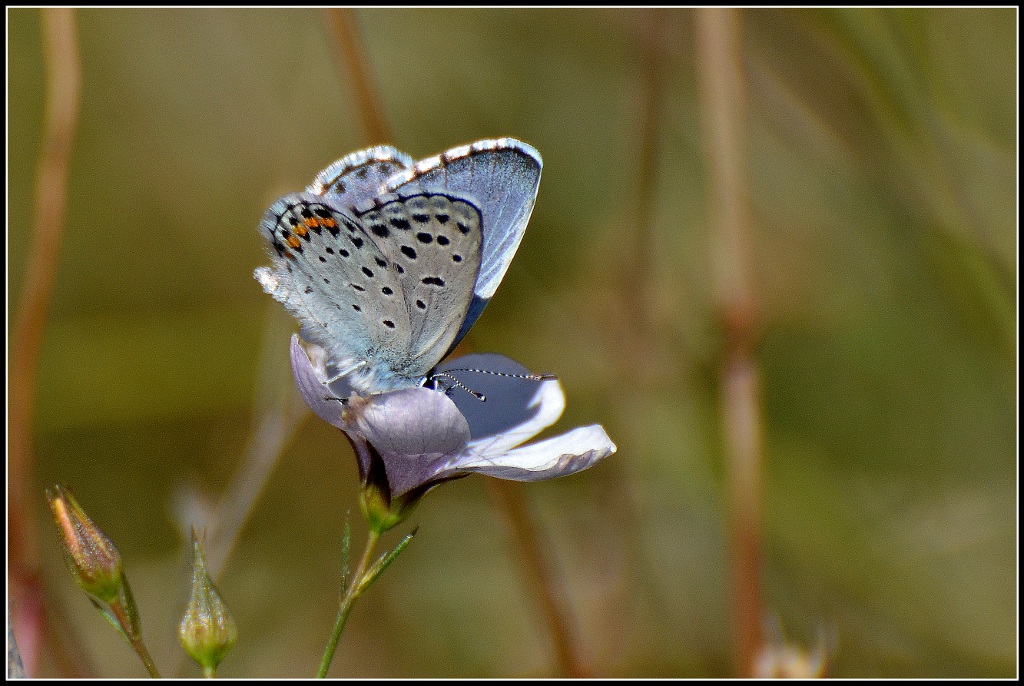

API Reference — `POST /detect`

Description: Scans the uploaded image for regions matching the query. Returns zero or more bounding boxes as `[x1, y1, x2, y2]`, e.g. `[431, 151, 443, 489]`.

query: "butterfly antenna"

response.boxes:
[429, 372, 487, 402]
[442, 368, 556, 382]
[428, 367, 556, 402]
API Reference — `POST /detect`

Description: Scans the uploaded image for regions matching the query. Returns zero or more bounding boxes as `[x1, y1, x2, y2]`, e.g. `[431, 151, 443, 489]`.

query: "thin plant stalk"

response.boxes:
[317, 530, 381, 678]
[205, 396, 309, 577]
[626, 8, 669, 348]
[324, 8, 393, 145]
[204, 314, 312, 579]
[695, 7, 766, 677]
[108, 600, 160, 678]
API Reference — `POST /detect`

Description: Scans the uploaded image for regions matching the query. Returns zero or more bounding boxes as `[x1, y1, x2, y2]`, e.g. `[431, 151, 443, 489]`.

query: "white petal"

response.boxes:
[451, 424, 617, 482]
[464, 376, 565, 457]
[435, 353, 557, 441]
[347, 387, 472, 497]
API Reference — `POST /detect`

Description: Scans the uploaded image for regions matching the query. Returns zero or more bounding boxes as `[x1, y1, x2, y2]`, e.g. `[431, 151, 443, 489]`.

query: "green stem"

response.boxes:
[109, 601, 160, 678]
[317, 529, 381, 678]
[203, 665, 217, 678]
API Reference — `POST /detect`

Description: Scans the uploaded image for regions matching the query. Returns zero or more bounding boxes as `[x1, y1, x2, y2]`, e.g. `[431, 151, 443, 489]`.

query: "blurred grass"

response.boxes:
[8, 7, 1016, 677]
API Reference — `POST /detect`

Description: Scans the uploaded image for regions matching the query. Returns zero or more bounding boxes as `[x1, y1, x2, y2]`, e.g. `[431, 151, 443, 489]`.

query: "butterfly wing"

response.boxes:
[255, 192, 419, 392]
[374, 138, 542, 350]
[308, 145, 414, 204]
[256, 139, 536, 392]
[353, 193, 482, 383]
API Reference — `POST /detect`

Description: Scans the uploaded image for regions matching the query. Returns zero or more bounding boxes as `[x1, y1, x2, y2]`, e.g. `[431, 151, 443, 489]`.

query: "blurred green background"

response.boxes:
[8, 8, 1016, 677]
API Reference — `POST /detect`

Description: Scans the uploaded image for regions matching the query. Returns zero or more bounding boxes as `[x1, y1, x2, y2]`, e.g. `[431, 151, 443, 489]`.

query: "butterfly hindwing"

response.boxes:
[382, 139, 541, 298]
[355, 193, 482, 374]
[308, 145, 414, 205]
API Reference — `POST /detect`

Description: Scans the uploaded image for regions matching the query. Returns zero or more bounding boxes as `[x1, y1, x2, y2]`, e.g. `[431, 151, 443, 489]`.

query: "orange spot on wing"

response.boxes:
[294, 224, 308, 237]
[286, 236, 302, 249]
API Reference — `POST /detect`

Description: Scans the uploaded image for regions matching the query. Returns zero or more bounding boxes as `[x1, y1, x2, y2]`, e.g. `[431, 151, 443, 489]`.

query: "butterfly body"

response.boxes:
[255, 138, 542, 395]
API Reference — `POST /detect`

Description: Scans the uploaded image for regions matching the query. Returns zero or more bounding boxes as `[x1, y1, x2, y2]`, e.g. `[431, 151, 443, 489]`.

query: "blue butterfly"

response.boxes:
[254, 138, 542, 395]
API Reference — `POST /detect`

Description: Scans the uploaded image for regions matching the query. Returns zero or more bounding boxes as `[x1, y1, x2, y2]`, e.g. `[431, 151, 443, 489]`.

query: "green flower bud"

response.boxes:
[46, 484, 124, 604]
[358, 475, 424, 536]
[179, 530, 237, 675]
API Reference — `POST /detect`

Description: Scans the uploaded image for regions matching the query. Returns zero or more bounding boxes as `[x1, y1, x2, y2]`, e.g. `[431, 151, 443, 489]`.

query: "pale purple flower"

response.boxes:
[289, 335, 616, 501]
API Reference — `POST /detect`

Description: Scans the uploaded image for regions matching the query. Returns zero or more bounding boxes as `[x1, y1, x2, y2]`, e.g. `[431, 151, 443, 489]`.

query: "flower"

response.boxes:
[289, 335, 616, 529]
[46, 484, 125, 604]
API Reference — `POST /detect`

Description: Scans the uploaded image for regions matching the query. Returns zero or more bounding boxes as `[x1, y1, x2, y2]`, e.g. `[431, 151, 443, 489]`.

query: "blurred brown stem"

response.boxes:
[205, 388, 310, 579]
[486, 481, 590, 678]
[8, 8, 82, 677]
[324, 8, 393, 145]
[695, 8, 765, 677]
[626, 9, 669, 347]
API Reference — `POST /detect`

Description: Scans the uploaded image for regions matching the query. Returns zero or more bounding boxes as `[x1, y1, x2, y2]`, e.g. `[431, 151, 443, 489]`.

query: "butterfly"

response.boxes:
[254, 138, 542, 396]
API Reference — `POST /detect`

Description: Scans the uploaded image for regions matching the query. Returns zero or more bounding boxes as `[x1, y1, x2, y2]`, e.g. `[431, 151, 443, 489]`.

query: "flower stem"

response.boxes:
[317, 529, 381, 678]
[108, 600, 160, 678]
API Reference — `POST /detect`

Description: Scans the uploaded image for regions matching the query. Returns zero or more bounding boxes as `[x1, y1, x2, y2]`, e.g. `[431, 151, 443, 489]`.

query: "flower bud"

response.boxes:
[46, 484, 124, 604]
[359, 474, 423, 536]
[179, 530, 237, 675]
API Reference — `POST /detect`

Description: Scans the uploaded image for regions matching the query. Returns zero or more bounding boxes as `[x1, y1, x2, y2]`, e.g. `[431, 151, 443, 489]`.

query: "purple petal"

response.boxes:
[347, 387, 472, 497]
[289, 335, 348, 430]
